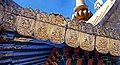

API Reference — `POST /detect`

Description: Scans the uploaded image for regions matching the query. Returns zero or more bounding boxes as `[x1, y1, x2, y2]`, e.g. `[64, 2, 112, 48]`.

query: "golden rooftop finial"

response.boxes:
[72, 0, 92, 21]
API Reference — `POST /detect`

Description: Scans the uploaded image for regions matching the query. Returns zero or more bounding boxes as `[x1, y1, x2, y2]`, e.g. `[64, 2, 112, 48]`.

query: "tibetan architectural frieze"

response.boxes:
[68, 19, 79, 30]
[0, 4, 4, 30]
[0, 0, 120, 56]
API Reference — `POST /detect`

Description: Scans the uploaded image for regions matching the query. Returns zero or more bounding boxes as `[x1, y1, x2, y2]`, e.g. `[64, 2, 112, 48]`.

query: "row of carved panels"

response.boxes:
[0, 0, 120, 39]
[1, 15, 120, 56]
[0, 8, 120, 39]
[0, 11, 119, 55]
[0, 1, 120, 40]
[1, 10, 120, 39]
[0, 2, 120, 56]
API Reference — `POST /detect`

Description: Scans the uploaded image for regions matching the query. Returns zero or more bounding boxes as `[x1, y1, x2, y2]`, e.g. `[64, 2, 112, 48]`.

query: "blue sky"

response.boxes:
[13, 0, 96, 18]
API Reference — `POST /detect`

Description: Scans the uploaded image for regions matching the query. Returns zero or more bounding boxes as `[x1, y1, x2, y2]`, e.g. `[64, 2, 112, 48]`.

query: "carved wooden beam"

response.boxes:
[0, 0, 120, 56]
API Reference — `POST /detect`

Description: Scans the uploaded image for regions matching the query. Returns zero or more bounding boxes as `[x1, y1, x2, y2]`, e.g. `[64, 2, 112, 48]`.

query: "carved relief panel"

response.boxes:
[34, 21, 50, 41]
[96, 36, 109, 54]
[49, 25, 66, 44]
[65, 29, 79, 48]
[16, 16, 35, 36]
[93, 25, 108, 37]
[79, 33, 95, 51]
[109, 39, 120, 56]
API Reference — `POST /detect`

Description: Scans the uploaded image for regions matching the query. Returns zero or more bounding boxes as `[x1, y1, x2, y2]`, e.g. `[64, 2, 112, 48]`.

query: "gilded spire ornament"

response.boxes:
[72, 0, 92, 21]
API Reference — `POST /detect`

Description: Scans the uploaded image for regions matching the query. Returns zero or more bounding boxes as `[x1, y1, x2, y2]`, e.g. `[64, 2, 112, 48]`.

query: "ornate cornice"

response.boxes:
[0, 0, 120, 56]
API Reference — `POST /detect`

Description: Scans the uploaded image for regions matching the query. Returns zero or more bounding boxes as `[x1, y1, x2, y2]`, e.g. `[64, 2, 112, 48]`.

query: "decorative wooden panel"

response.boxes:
[79, 33, 95, 51]
[66, 29, 79, 48]
[96, 36, 109, 54]
[16, 16, 35, 36]
[109, 39, 120, 56]
[49, 25, 66, 44]
[34, 21, 50, 40]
